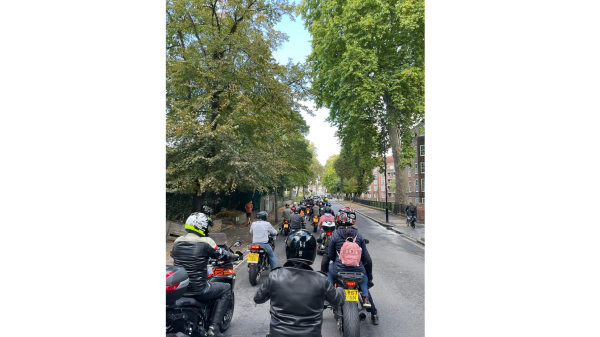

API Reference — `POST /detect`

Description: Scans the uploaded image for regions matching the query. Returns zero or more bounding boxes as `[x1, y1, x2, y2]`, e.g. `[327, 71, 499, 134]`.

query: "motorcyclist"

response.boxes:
[310, 203, 320, 220]
[254, 230, 345, 337]
[327, 213, 380, 324]
[289, 206, 305, 232]
[171, 210, 242, 336]
[250, 211, 279, 270]
[405, 202, 417, 224]
[281, 204, 292, 223]
[317, 206, 336, 231]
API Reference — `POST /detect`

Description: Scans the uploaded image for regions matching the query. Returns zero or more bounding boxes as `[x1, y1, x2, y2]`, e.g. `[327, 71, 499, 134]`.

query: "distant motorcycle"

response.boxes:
[329, 271, 368, 337]
[247, 235, 276, 286]
[407, 215, 416, 229]
[281, 219, 290, 236]
[317, 221, 336, 255]
[312, 215, 320, 232]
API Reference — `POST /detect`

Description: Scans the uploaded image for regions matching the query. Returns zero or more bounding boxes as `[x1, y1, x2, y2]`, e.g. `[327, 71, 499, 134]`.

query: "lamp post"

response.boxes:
[382, 119, 389, 223]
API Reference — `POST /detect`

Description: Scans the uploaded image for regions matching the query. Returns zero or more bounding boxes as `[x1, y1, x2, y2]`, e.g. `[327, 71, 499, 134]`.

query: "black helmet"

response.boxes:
[323, 206, 333, 214]
[285, 230, 317, 265]
[285, 203, 289, 207]
[256, 211, 268, 221]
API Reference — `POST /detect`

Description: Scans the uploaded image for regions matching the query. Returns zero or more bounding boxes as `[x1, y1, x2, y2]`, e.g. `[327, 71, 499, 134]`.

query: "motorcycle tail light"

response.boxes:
[166, 283, 180, 291]
[326, 232, 332, 236]
[251, 244, 261, 250]
[345, 281, 356, 288]
[166, 271, 174, 278]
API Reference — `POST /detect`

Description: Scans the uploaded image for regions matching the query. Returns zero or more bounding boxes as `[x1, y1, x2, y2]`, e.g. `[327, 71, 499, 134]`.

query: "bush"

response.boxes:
[213, 210, 245, 220]
[166, 193, 194, 222]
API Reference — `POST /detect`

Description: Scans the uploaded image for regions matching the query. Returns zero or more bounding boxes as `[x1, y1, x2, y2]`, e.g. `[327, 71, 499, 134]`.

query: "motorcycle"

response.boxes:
[247, 235, 276, 286]
[407, 215, 416, 229]
[166, 236, 243, 337]
[312, 215, 320, 232]
[281, 219, 290, 236]
[330, 271, 369, 337]
[317, 221, 336, 255]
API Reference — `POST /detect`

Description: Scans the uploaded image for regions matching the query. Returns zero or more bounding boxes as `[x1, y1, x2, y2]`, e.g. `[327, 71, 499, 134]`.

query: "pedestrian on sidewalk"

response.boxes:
[245, 200, 253, 226]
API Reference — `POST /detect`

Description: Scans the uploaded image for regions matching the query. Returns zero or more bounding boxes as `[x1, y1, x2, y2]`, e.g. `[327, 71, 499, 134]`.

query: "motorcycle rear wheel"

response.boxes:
[342, 300, 361, 337]
[249, 265, 261, 286]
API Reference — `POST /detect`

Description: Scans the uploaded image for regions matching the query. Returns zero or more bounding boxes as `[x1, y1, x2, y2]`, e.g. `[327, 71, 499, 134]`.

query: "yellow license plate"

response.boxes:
[284, 224, 288, 228]
[345, 289, 359, 302]
[248, 253, 259, 263]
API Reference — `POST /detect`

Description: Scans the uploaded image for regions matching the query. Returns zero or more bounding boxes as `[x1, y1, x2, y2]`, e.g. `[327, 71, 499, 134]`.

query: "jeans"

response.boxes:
[328, 269, 369, 297]
[258, 242, 277, 269]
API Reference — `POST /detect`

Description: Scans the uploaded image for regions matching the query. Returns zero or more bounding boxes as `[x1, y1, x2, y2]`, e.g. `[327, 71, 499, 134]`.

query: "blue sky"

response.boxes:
[271, 8, 341, 166]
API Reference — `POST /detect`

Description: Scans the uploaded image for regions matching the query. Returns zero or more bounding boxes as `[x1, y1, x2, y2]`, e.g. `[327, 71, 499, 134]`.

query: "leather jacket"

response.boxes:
[170, 232, 237, 293]
[254, 261, 345, 337]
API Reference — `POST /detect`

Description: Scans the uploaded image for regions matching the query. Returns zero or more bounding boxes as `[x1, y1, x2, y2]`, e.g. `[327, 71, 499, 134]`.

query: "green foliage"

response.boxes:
[321, 154, 340, 193]
[342, 177, 358, 195]
[388, 178, 396, 192]
[299, 0, 425, 203]
[166, 193, 194, 222]
[166, 0, 314, 196]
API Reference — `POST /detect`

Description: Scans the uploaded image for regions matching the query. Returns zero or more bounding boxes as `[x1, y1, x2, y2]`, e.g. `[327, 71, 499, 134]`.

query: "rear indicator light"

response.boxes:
[166, 271, 174, 278]
[251, 244, 261, 250]
[326, 232, 332, 236]
[166, 283, 180, 291]
[346, 281, 356, 288]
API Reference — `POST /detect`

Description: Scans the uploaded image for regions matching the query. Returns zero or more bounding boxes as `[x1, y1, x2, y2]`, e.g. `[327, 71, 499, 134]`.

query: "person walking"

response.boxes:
[245, 200, 253, 226]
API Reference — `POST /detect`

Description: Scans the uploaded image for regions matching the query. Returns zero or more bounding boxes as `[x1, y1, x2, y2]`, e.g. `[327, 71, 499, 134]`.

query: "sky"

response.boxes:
[271, 9, 341, 166]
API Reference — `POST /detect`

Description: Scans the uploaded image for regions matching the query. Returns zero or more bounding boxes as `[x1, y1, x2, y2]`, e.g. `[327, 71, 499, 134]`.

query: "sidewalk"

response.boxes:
[336, 199, 425, 245]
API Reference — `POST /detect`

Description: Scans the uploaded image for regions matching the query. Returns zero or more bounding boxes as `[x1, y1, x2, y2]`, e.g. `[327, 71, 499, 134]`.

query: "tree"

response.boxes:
[299, 0, 425, 203]
[342, 177, 358, 197]
[166, 0, 314, 198]
[321, 154, 340, 193]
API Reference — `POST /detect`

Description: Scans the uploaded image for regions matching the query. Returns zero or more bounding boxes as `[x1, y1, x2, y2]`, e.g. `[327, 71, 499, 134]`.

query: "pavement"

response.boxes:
[336, 199, 425, 246]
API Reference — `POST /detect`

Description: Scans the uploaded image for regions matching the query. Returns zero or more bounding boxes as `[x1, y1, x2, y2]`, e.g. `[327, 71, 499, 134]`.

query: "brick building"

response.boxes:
[360, 156, 396, 202]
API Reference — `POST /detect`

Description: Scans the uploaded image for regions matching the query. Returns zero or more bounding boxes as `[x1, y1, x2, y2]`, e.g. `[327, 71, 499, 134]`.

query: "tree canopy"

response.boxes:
[166, 0, 314, 196]
[299, 0, 424, 203]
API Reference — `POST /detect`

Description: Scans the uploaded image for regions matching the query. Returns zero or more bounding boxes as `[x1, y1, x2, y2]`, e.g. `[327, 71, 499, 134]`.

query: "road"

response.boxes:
[220, 199, 425, 337]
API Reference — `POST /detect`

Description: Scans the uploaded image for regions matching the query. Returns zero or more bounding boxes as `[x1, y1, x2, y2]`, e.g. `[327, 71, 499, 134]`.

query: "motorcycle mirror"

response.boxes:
[316, 238, 323, 243]
[234, 250, 243, 256]
[232, 240, 242, 247]
[364, 239, 370, 244]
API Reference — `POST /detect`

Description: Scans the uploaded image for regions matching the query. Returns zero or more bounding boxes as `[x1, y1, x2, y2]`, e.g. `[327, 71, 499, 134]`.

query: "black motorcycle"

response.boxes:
[166, 237, 242, 337]
[247, 235, 275, 286]
[330, 271, 368, 337]
[281, 219, 290, 236]
[317, 221, 336, 255]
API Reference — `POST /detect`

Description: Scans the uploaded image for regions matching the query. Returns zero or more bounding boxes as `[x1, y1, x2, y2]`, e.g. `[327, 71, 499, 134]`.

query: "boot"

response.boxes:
[363, 296, 372, 308]
[371, 314, 379, 325]
[207, 324, 217, 336]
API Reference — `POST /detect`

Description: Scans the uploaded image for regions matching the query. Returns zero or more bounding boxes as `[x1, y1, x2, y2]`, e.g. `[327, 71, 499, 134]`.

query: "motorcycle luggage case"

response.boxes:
[166, 265, 190, 304]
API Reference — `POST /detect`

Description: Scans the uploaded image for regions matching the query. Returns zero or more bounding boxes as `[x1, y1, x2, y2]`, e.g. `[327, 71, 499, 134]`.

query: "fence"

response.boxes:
[344, 197, 425, 223]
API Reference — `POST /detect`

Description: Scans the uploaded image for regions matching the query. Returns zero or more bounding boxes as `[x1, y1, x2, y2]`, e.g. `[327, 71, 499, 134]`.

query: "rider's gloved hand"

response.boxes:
[236, 254, 243, 261]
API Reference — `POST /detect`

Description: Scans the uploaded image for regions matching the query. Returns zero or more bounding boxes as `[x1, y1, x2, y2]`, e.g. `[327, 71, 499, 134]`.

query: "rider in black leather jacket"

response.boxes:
[254, 230, 345, 337]
[171, 211, 240, 336]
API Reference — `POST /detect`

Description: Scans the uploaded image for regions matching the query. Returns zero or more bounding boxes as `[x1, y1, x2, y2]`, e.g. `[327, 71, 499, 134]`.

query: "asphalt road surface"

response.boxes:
[220, 199, 425, 337]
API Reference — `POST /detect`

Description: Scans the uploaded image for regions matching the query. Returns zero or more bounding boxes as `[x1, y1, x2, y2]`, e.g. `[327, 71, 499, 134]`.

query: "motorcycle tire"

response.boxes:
[249, 265, 261, 286]
[284, 228, 289, 236]
[342, 300, 361, 337]
[219, 292, 235, 332]
[342, 301, 360, 337]
[313, 224, 318, 232]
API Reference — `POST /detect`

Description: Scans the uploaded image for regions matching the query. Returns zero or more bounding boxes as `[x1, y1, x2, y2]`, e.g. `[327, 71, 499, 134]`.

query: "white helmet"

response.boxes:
[184, 212, 210, 235]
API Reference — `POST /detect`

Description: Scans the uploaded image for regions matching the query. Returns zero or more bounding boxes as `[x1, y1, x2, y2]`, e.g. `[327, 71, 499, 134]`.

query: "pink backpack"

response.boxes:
[338, 235, 362, 267]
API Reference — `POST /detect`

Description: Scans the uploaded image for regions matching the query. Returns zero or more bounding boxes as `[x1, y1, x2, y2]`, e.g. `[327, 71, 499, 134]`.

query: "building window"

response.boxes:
[368, 193, 371, 198]
[421, 179, 424, 192]
[381, 185, 385, 191]
[415, 179, 419, 192]
[374, 180, 378, 185]
[422, 198, 425, 204]
[368, 186, 371, 191]
[389, 165, 394, 170]
[408, 181, 412, 192]
[420, 145, 425, 156]
[408, 167, 411, 177]
[374, 185, 378, 191]
[409, 197, 412, 203]
[414, 162, 418, 175]
[381, 193, 385, 198]
[415, 198, 419, 205]
[420, 162, 425, 173]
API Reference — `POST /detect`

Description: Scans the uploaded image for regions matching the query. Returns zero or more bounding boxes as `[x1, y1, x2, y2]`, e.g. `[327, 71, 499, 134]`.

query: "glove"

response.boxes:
[368, 280, 374, 289]
[236, 254, 243, 261]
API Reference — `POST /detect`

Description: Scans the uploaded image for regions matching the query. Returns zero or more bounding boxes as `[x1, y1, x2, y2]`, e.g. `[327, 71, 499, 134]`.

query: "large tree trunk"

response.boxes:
[387, 121, 408, 204]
